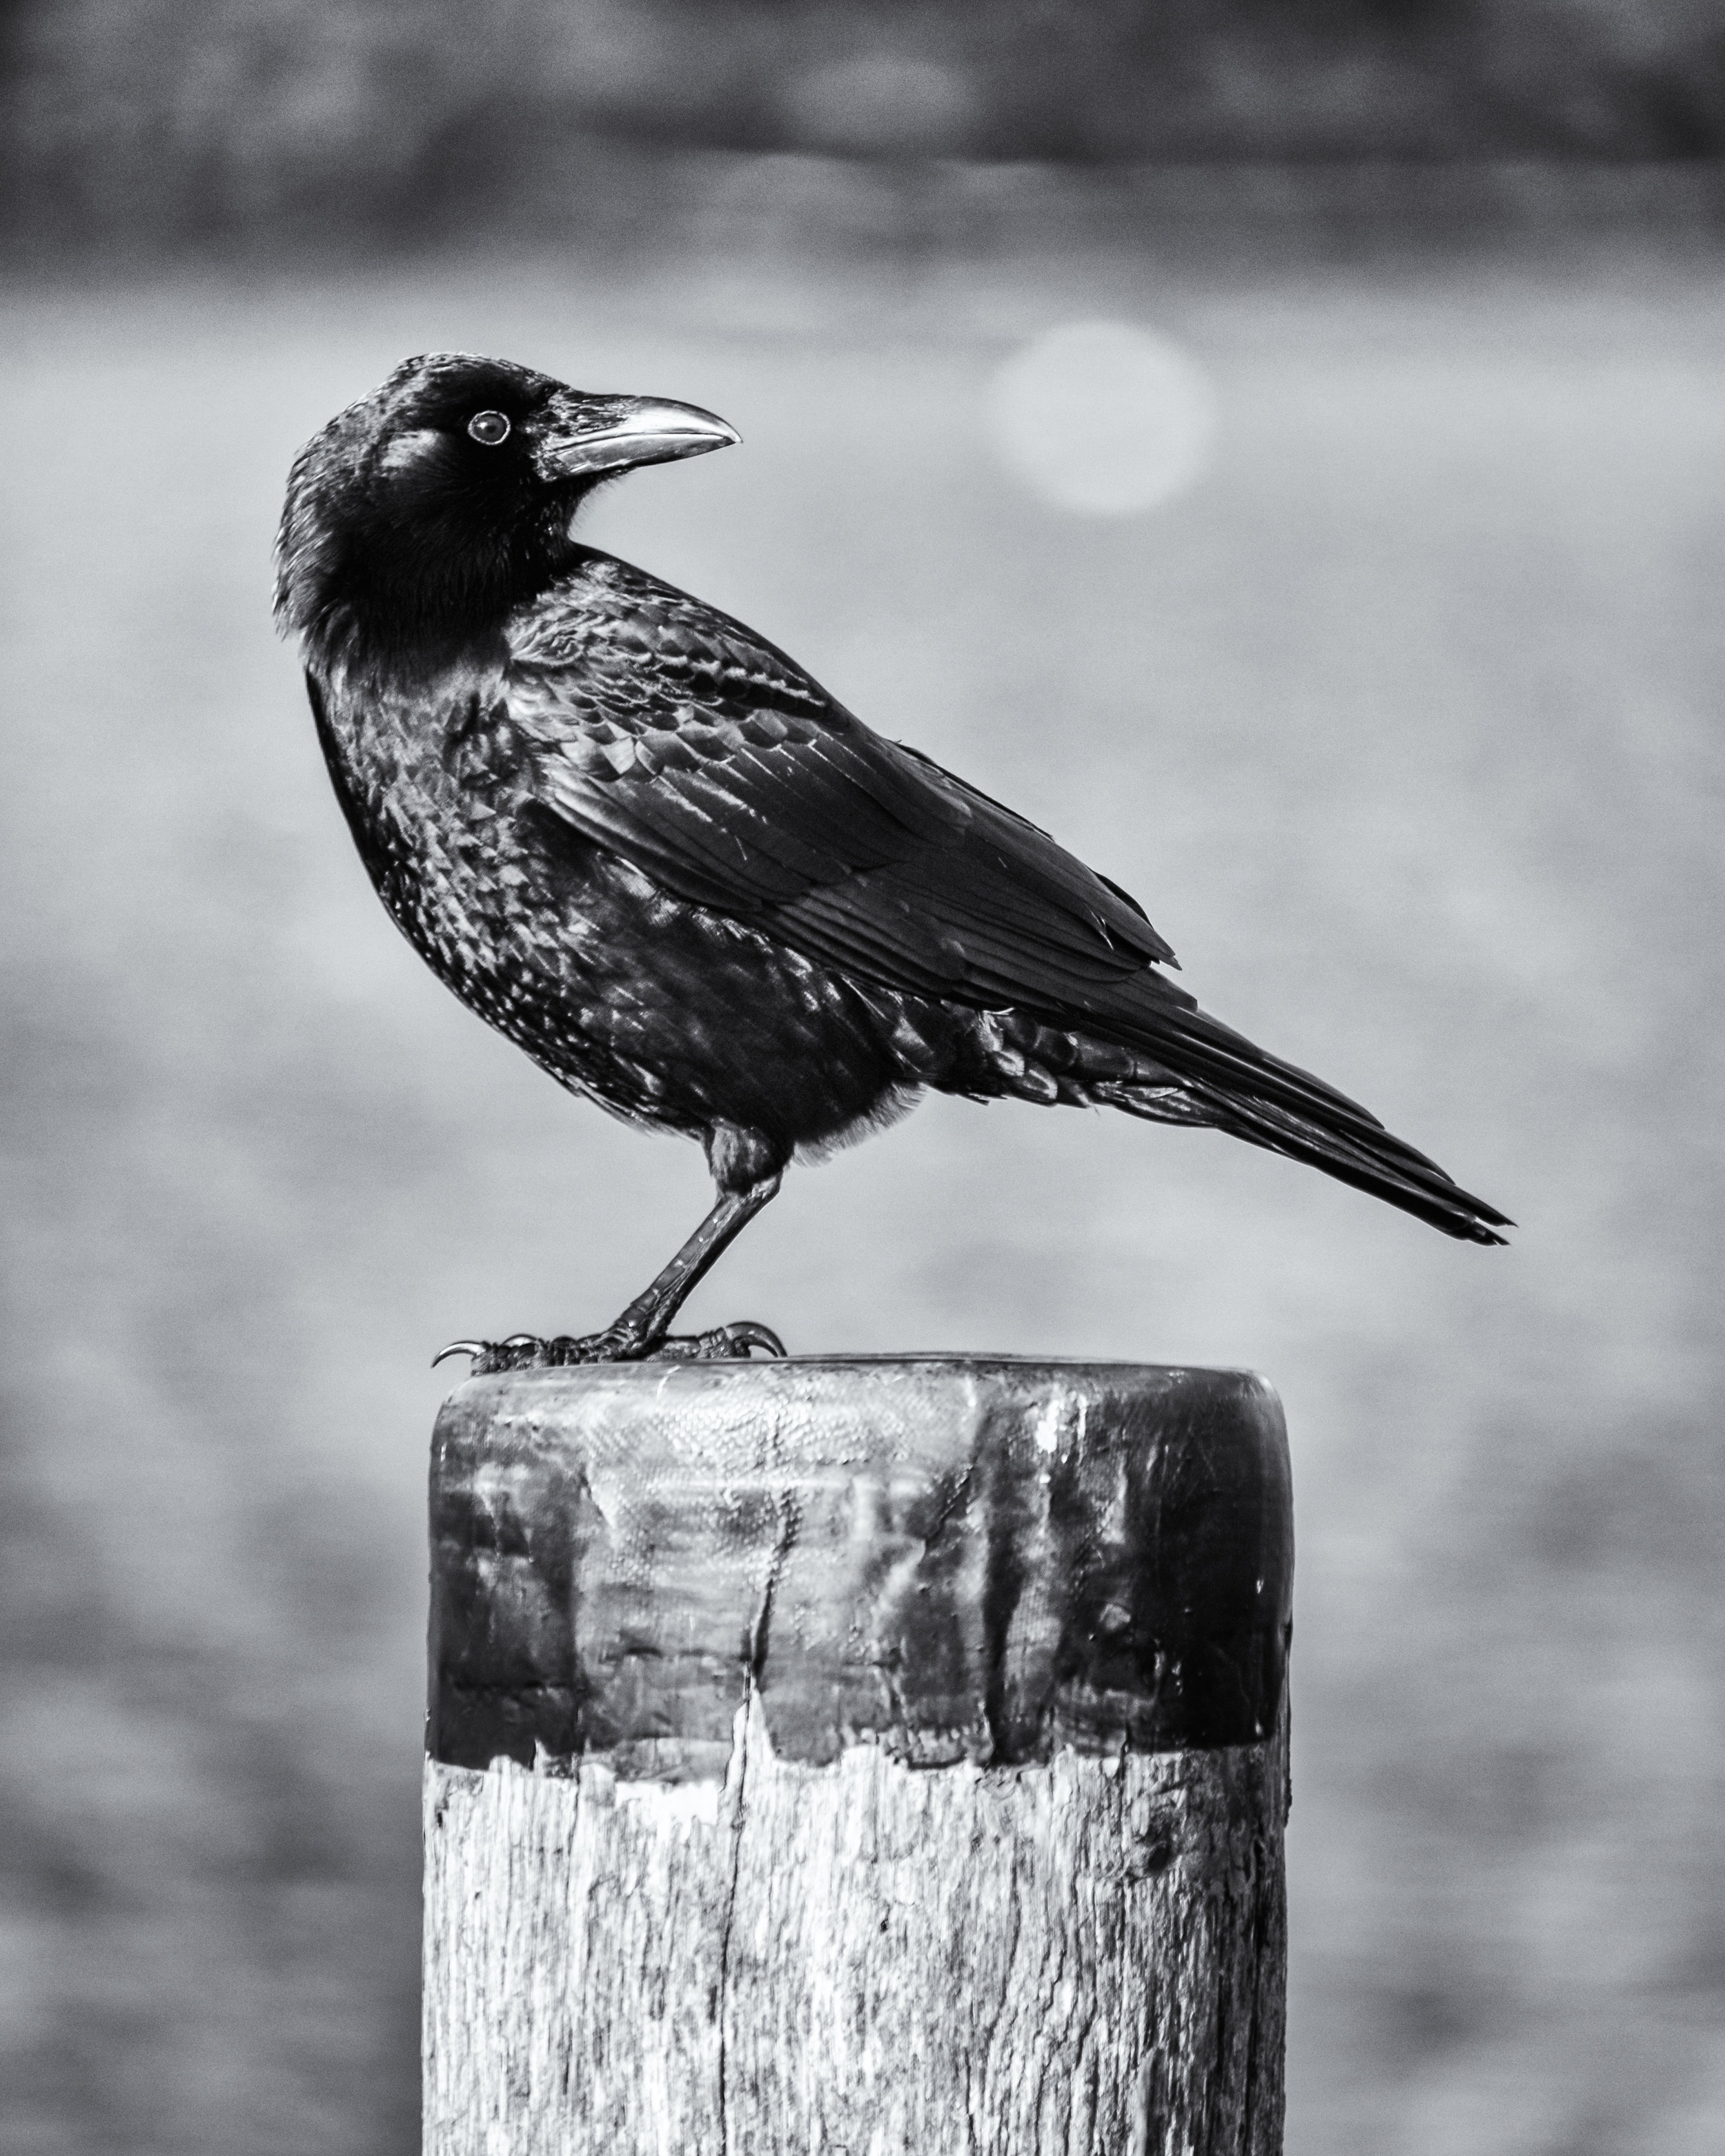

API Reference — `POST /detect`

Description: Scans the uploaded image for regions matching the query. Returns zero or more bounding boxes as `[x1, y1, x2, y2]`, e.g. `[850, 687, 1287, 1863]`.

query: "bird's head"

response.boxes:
[275, 351, 738, 668]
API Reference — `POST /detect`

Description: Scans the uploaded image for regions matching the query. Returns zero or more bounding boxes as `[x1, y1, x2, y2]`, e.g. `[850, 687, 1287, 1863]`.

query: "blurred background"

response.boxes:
[3, 3, 1723, 2151]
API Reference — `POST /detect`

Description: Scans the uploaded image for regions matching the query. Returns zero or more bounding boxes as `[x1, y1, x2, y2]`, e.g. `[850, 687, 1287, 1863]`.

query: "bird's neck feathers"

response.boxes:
[275, 456, 581, 686]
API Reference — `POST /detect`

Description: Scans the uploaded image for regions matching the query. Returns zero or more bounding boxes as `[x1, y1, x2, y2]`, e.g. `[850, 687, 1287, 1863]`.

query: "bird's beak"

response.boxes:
[534, 394, 740, 482]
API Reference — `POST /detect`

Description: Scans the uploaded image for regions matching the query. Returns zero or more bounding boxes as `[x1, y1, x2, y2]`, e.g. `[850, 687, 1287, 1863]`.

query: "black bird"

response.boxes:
[276, 352, 1508, 1369]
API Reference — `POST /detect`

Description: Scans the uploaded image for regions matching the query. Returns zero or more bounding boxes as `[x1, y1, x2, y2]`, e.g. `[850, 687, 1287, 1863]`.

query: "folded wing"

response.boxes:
[506, 553, 1510, 1243]
[509, 555, 1177, 1014]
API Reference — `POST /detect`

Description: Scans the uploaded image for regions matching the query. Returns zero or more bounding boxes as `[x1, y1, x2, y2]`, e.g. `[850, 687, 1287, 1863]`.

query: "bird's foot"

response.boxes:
[653, 1321, 787, 1363]
[433, 1320, 786, 1376]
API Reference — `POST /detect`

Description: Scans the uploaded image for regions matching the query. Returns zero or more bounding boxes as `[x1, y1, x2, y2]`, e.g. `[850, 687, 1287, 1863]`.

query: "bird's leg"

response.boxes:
[437, 1128, 788, 1374]
[564, 1174, 784, 1365]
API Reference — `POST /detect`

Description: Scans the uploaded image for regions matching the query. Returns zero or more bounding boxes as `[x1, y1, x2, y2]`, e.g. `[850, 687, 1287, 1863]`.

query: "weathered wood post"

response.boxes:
[423, 1357, 1292, 2155]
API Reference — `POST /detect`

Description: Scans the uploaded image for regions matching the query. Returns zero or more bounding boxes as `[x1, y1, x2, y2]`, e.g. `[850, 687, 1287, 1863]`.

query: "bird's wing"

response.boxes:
[506, 557, 1515, 1245]
[506, 553, 1179, 1012]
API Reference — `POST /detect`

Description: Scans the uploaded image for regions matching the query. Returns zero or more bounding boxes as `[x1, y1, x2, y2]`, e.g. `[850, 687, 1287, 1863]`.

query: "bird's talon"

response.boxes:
[436, 1319, 782, 1374]
[431, 1339, 489, 1369]
[719, 1320, 787, 1360]
[656, 1321, 787, 1362]
[434, 1334, 561, 1375]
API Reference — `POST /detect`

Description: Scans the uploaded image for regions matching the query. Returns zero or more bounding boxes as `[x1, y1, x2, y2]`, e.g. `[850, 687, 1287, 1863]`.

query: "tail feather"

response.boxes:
[1090, 989, 1512, 1246]
[1192, 1087, 1508, 1245]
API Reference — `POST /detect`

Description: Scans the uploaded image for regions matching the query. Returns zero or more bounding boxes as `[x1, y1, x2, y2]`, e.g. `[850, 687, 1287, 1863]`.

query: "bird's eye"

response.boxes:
[467, 411, 511, 446]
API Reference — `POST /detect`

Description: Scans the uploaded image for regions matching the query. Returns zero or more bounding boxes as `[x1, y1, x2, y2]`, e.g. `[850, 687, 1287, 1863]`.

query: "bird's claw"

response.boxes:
[657, 1320, 787, 1362]
[431, 1332, 546, 1374]
[433, 1321, 787, 1376]
[431, 1339, 490, 1369]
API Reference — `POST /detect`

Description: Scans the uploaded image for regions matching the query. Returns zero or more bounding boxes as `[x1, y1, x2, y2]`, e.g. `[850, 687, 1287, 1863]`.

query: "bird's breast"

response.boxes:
[313, 668, 546, 977]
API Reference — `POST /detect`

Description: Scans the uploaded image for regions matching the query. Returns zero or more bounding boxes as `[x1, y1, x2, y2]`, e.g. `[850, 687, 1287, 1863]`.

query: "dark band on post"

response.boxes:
[428, 1358, 1292, 1778]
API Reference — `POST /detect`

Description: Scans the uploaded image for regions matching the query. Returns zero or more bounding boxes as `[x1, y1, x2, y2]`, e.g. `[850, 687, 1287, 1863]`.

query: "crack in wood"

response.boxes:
[423, 1361, 1292, 2151]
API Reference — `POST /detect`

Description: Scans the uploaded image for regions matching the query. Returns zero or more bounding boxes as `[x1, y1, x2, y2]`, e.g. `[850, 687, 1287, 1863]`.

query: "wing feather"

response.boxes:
[509, 552, 1175, 999]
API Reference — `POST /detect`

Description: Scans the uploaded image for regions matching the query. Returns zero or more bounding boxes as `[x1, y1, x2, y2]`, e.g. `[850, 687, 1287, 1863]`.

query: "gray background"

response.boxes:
[3, 7, 1723, 2152]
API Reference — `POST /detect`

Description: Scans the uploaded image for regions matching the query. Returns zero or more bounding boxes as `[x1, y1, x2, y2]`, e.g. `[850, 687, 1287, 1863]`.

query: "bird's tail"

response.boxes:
[1094, 993, 1512, 1246]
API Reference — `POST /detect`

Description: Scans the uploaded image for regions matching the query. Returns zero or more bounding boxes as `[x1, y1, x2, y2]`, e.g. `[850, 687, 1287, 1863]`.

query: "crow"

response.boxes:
[275, 351, 1508, 1369]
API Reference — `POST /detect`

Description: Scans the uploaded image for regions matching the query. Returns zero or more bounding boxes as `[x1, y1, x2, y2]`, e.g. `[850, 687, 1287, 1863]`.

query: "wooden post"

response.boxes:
[423, 1358, 1292, 2155]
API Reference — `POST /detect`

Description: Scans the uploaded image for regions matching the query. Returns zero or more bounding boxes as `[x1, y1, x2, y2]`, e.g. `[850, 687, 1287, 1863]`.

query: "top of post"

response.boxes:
[428, 1356, 1292, 1779]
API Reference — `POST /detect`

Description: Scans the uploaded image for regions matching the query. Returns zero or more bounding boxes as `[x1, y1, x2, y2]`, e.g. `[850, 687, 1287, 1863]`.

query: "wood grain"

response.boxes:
[424, 1359, 1292, 2154]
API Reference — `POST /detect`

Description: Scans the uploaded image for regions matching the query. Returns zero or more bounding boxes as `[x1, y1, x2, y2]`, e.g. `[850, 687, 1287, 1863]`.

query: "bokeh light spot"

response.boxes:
[986, 320, 1217, 516]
